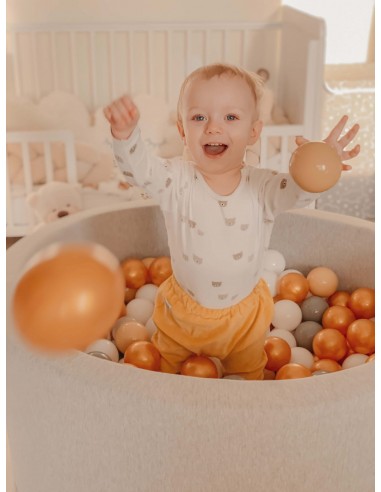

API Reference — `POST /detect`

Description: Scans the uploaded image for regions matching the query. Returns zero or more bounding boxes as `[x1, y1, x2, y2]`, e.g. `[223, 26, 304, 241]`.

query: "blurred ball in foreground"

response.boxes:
[12, 243, 125, 352]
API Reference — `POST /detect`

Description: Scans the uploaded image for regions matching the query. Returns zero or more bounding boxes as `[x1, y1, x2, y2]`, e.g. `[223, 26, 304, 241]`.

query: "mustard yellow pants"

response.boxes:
[151, 276, 274, 380]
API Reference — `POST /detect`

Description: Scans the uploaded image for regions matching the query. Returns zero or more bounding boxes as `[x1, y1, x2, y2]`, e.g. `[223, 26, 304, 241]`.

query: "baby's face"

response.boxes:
[178, 74, 262, 175]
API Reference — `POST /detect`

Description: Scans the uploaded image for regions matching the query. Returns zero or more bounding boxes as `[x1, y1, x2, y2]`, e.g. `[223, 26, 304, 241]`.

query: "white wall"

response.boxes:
[282, 0, 374, 64]
[6, 0, 281, 24]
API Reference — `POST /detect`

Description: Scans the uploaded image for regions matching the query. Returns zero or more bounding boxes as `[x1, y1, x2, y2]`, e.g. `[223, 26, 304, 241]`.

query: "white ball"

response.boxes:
[267, 328, 297, 348]
[342, 353, 368, 370]
[145, 317, 158, 338]
[290, 346, 314, 369]
[260, 270, 278, 296]
[208, 357, 224, 378]
[126, 298, 154, 325]
[136, 283, 159, 303]
[85, 339, 119, 362]
[262, 249, 286, 274]
[272, 299, 302, 331]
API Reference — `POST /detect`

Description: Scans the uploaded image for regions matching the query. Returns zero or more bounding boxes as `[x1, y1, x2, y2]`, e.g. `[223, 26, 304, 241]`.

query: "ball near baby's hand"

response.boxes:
[289, 141, 342, 193]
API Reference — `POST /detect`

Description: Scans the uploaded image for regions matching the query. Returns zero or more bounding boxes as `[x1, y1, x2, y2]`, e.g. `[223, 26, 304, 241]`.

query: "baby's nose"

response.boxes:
[205, 119, 222, 134]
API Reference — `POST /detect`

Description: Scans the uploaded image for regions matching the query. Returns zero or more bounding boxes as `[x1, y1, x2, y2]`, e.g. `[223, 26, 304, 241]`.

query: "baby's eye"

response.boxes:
[226, 114, 238, 121]
[192, 115, 206, 121]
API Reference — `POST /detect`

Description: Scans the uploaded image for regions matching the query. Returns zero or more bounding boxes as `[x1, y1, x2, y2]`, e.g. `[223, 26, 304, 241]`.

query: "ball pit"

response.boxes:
[7, 201, 374, 491]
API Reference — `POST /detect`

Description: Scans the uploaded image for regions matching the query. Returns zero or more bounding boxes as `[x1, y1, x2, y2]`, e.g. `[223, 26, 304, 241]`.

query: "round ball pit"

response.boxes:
[7, 201, 374, 492]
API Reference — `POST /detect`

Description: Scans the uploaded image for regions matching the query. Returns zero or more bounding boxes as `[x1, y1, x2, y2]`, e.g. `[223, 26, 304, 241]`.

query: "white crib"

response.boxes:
[6, 6, 326, 236]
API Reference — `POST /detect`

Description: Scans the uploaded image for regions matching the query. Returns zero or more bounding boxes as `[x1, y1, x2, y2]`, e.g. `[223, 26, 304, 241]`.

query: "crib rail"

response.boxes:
[6, 130, 77, 236]
[7, 21, 283, 111]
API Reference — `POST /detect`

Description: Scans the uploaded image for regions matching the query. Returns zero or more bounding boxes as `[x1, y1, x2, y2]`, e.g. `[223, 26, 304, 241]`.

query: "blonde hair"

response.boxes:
[177, 63, 264, 125]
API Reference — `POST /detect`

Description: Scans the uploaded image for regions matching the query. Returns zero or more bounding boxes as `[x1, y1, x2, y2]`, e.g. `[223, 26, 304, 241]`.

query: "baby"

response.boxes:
[104, 63, 359, 380]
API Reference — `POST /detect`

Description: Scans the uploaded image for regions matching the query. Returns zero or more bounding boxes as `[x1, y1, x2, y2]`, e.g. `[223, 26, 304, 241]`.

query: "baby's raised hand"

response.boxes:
[103, 95, 140, 140]
[295, 115, 360, 171]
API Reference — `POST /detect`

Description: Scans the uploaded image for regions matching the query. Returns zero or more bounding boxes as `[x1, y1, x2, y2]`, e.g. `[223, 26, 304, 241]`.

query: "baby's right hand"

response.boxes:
[103, 95, 140, 140]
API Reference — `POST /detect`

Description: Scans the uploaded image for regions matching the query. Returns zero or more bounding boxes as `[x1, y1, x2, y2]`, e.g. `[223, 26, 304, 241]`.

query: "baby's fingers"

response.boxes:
[295, 136, 309, 147]
[341, 144, 361, 161]
[338, 124, 360, 149]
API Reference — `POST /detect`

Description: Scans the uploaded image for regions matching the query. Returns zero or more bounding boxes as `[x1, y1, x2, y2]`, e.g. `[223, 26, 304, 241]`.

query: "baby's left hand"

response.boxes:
[295, 115, 360, 171]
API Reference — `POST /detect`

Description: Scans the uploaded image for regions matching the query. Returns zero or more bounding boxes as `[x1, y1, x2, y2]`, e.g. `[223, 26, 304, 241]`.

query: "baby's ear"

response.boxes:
[177, 121, 186, 143]
[249, 120, 263, 145]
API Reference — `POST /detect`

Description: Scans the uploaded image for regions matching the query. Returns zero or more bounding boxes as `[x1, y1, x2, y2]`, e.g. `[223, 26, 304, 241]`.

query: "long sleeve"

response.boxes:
[112, 127, 176, 204]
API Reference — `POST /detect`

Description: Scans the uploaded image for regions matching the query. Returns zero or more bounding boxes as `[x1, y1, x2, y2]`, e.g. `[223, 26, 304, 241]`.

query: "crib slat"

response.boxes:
[32, 32, 40, 99]
[280, 136, 289, 173]
[90, 31, 98, 109]
[166, 31, 172, 104]
[6, 160, 15, 231]
[63, 134, 78, 183]
[260, 137, 268, 170]
[148, 30, 153, 95]
[11, 32, 22, 97]
[43, 142, 54, 182]
[20, 142, 37, 225]
[50, 32, 58, 91]
[70, 31, 79, 96]
[127, 31, 133, 94]
[109, 31, 116, 100]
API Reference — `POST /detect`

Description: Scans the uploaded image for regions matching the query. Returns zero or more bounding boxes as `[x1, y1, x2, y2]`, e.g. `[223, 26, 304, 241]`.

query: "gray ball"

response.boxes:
[301, 296, 329, 323]
[294, 320, 322, 351]
[312, 370, 330, 376]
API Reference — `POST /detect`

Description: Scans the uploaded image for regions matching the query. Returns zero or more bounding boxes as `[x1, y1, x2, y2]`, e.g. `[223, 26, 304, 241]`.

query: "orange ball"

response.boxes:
[148, 256, 172, 286]
[312, 328, 347, 361]
[322, 305, 356, 335]
[124, 287, 137, 303]
[366, 354, 375, 363]
[12, 243, 125, 351]
[328, 290, 351, 307]
[289, 141, 342, 193]
[312, 359, 342, 373]
[124, 340, 161, 371]
[307, 267, 339, 298]
[277, 273, 309, 303]
[348, 288, 375, 319]
[346, 319, 375, 355]
[112, 318, 150, 353]
[121, 258, 149, 289]
[180, 355, 219, 378]
[275, 363, 312, 380]
[264, 337, 292, 372]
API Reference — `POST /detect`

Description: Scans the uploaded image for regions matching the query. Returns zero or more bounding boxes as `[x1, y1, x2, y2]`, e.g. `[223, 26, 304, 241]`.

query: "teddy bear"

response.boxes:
[27, 181, 83, 226]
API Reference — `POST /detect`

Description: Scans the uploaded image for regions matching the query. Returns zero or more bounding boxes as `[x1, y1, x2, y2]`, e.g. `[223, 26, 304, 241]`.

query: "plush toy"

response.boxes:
[27, 181, 83, 225]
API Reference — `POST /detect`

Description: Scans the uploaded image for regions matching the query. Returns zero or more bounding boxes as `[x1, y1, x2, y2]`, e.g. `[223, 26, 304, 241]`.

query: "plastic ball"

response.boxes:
[135, 283, 159, 303]
[294, 321, 322, 352]
[145, 317, 158, 338]
[341, 353, 368, 370]
[277, 272, 309, 303]
[267, 328, 297, 348]
[275, 363, 312, 380]
[126, 298, 154, 325]
[301, 296, 329, 323]
[272, 299, 302, 332]
[322, 306, 356, 335]
[290, 346, 314, 369]
[260, 270, 278, 296]
[112, 317, 150, 353]
[289, 141, 342, 193]
[328, 290, 351, 307]
[366, 354, 375, 363]
[264, 337, 292, 372]
[348, 288, 375, 319]
[263, 369, 276, 380]
[262, 249, 286, 274]
[312, 328, 347, 361]
[307, 267, 339, 298]
[208, 357, 224, 378]
[124, 287, 137, 303]
[85, 338, 119, 362]
[312, 370, 330, 376]
[346, 319, 375, 355]
[121, 258, 149, 289]
[12, 243, 125, 351]
[180, 355, 219, 378]
[124, 341, 161, 371]
[148, 256, 173, 286]
[311, 359, 341, 373]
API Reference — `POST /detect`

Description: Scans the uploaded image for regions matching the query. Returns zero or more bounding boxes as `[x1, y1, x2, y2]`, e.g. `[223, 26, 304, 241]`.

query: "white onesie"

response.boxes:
[113, 127, 318, 309]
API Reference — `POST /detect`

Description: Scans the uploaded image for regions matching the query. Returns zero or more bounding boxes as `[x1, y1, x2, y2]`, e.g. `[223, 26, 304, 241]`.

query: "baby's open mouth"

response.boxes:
[203, 143, 228, 156]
